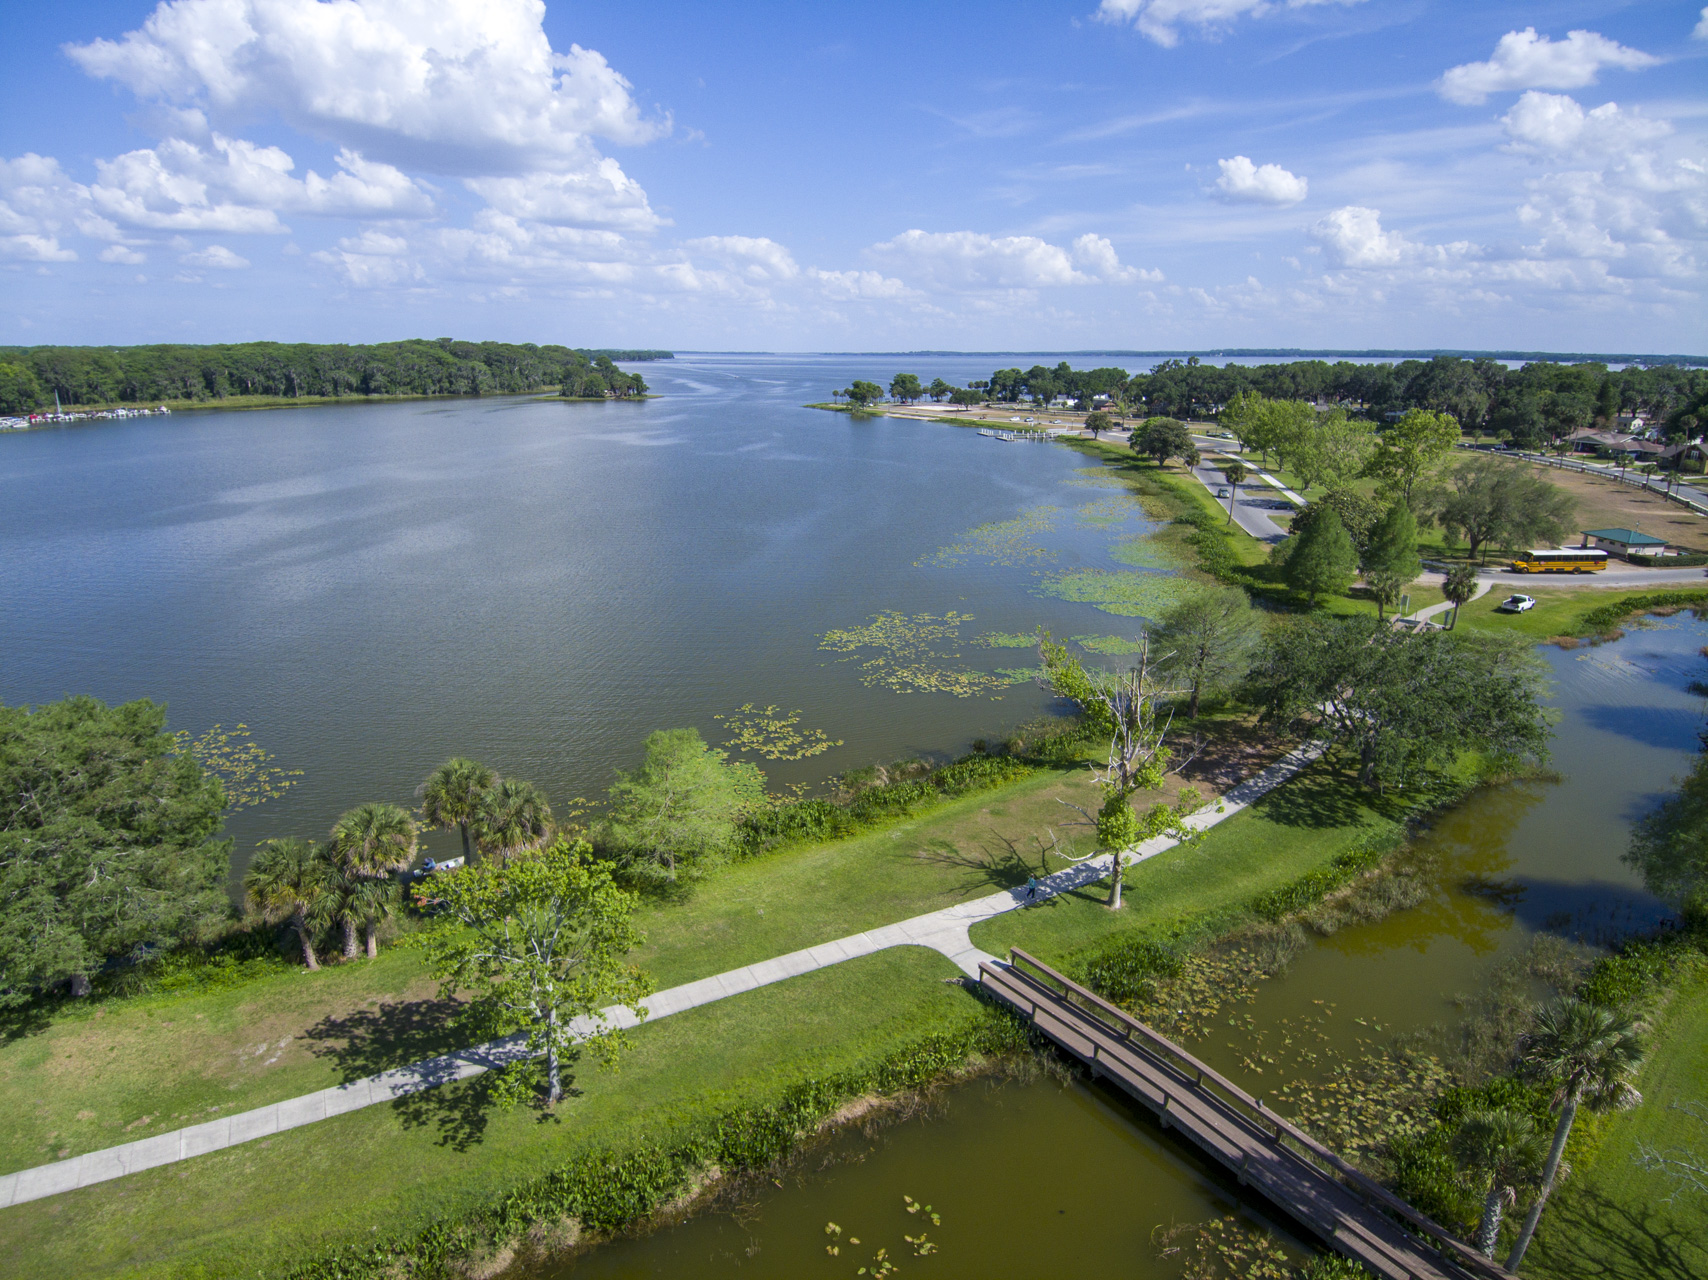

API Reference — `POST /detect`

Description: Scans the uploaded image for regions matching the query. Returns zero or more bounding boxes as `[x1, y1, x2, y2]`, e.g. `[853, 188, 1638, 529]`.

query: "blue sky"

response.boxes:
[2, 1, 1704, 352]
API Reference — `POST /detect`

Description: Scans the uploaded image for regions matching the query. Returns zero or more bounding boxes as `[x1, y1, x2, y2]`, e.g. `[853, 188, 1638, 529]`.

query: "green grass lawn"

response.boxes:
[1527, 966, 1708, 1280]
[975, 751, 1397, 963]
[0, 742, 1398, 1278]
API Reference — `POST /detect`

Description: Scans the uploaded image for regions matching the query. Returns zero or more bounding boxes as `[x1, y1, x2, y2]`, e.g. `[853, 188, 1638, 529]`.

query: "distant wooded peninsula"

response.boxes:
[0, 339, 673, 412]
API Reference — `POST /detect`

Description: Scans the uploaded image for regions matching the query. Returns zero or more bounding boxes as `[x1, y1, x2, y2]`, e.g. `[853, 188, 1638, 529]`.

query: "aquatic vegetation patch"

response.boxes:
[994, 666, 1044, 685]
[1075, 495, 1145, 529]
[819, 611, 1009, 697]
[972, 631, 1037, 649]
[714, 704, 843, 761]
[1035, 568, 1189, 619]
[1068, 466, 1131, 490]
[918, 506, 1061, 568]
[1073, 634, 1145, 655]
[1111, 535, 1185, 571]
[174, 723, 302, 811]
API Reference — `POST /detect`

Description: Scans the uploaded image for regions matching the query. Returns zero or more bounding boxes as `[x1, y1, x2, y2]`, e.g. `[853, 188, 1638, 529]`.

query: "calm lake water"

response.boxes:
[0, 354, 1167, 869]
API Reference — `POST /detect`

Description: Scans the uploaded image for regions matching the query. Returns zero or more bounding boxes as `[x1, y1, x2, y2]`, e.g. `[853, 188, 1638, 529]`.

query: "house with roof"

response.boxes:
[1563, 428, 1666, 458]
[1581, 527, 1671, 559]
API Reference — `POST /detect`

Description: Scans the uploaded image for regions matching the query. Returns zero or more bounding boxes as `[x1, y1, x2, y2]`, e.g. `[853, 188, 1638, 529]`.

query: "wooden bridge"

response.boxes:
[980, 950, 1520, 1280]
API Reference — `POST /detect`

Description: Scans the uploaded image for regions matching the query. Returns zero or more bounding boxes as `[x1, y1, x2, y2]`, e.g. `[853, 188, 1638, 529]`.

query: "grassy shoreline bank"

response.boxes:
[0, 741, 1422, 1279]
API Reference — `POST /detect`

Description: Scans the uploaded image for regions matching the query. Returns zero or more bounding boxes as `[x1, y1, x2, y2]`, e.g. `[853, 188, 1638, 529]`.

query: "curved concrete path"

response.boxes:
[0, 741, 1331, 1209]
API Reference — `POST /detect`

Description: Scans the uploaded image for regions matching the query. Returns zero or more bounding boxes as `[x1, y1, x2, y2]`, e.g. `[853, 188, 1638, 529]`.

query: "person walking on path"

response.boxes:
[1024, 875, 1039, 903]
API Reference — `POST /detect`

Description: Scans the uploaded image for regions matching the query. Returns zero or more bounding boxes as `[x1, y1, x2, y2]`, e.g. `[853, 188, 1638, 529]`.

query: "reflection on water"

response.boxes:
[538, 620, 1707, 1277]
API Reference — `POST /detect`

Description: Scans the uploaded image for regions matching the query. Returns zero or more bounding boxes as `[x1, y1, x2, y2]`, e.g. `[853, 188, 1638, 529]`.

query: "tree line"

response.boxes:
[0, 339, 670, 412]
[829, 356, 1708, 444]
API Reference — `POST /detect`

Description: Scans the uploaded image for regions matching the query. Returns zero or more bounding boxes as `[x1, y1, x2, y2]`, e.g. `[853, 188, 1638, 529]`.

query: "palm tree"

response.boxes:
[330, 802, 417, 876]
[472, 777, 554, 863]
[418, 758, 496, 863]
[1442, 562, 1479, 629]
[1505, 998, 1646, 1270]
[328, 803, 416, 957]
[1451, 1108, 1546, 1258]
[330, 873, 399, 959]
[245, 838, 334, 970]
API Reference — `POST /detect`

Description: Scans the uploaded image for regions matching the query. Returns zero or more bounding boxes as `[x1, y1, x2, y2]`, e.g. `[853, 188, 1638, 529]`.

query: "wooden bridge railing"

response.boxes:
[1004, 948, 1520, 1280]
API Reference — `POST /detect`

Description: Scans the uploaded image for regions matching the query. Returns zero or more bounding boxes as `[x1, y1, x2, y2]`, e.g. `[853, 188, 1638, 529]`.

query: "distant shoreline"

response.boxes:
[5, 389, 657, 422]
[698, 348, 1708, 366]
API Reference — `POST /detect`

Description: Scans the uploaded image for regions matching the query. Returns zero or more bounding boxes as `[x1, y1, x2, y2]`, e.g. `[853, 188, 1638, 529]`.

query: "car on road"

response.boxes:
[1216, 487, 1230, 497]
[1497, 594, 1536, 613]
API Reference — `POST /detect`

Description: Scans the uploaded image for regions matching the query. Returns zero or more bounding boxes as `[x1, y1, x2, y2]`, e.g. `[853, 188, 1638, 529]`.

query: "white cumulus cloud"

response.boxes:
[64, 0, 666, 174]
[1310, 206, 1477, 269]
[808, 268, 914, 300]
[869, 229, 1153, 289]
[682, 235, 799, 281]
[180, 243, 249, 268]
[1094, 0, 1366, 50]
[1437, 29, 1657, 106]
[99, 244, 147, 264]
[1214, 156, 1308, 205]
[1501, 92, 1670, 156]
[1696, 7, 1708, 41]
[465, 161, 659, 232]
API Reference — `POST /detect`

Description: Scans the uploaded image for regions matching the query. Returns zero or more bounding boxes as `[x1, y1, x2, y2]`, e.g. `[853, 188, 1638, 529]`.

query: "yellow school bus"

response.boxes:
[1508, 548, 1609, 573]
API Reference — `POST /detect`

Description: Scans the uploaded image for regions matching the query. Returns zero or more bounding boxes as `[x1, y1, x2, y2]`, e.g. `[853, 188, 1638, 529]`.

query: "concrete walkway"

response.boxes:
[0, 741, 1328, 1210]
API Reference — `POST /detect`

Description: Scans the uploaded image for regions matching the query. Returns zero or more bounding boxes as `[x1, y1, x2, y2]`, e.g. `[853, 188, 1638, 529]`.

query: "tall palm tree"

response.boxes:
[245, 838, 334, 970]
[1451, 1108, 1546, 1258]
[330, 802, 418, 877]
[417, 758, 497, 863]
[328, 803, 416, 957]
[1442, 562, 1480, 629]
[1505, 997, 1646, 1270]
[330, 873, 398, 959]
[471, 777, 554, 863]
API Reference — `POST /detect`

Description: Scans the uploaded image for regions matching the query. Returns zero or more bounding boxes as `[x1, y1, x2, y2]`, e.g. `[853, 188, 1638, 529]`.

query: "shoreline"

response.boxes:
[0, 389, 657, 425]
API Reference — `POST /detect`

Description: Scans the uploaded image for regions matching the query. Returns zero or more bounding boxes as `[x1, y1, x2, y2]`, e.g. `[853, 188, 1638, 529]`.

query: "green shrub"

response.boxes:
[1577, 928, 1705, 1007]
[1579, 590, 1708, 632]
[1248, 835, 1390, 921]
[1626, 553, 1708, 568]
[1081, 935, 1184, 1005]
[736, 752, 1034, 858]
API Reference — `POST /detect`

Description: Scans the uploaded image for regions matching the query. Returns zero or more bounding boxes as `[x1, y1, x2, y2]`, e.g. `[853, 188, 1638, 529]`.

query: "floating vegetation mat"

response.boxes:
[1074, 634, 1145, 655]
[819, 611, 1009, 697]
[972, 631, 1037, 649]
[994, 665, 1044, 685]
[1068, 466, 1131, 489]
[918, 506, 1060, 568]
[1036, 568, 1188, 618]
[174, 724, 302, 812]
[1111, 535, 1185, 570]
[714, 704, 843, 760]
[1075, 495, 1145, 529]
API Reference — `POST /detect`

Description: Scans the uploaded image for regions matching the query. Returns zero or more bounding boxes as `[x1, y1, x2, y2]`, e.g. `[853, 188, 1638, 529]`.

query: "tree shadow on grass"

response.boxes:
[1251, 757, 1370, 829]
[304, 997, 469, 1083]
[1528, 1184, 1708, 1280]
[387, 1057, 573, 1152]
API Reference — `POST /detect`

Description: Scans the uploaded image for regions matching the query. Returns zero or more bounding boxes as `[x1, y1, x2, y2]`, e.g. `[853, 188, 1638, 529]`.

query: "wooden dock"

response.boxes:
[979, 949, 1519, 1280]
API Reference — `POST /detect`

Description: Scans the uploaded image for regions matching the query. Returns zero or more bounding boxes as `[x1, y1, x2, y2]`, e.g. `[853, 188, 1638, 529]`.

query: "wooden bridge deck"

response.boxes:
[980, 949, 1520, 1280]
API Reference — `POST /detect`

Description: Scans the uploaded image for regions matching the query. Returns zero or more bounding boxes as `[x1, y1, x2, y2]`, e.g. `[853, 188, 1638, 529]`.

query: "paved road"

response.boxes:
[0, 742, 1328, 1209]
[1189, 461, 1294, 543]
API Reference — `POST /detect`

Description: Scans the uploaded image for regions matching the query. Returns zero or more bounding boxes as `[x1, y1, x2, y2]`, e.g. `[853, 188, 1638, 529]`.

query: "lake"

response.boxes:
[0, 354, 1171, 870]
